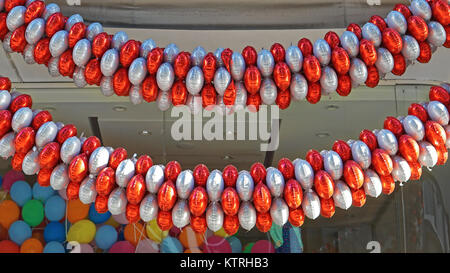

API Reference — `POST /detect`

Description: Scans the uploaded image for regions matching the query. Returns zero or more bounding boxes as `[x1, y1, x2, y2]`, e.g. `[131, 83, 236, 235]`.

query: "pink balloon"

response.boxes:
[109, 241, 135, 253]
[2, 170, 25, 191]
[135, 238, 159, 253]
[80, 244, 94, 253]
[203, 235, 232, 253]
[112, 212, 129, 225]
[251, 240, 275, 253]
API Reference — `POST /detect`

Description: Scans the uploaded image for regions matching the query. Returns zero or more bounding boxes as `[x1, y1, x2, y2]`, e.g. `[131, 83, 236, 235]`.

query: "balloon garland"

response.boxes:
[0, 0, 449, 112]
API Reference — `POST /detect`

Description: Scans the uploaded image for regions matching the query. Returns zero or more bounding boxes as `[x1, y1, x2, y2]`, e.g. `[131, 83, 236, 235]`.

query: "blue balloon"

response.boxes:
[32, 182, 55, 203]
[118, 230, 125, 241]
[10, 180, 32, 207]
[43, 241, 66, 253]
[45, 195, 66, 222]
[95, 225, 118, 250]
[226, 236, 242, 253]
[8, 220, 32, 245]
[44, 221, 66, 243]
[0, 176, 3, 188]
[161, 236, 183, 253]
[89, 204, 111, 224]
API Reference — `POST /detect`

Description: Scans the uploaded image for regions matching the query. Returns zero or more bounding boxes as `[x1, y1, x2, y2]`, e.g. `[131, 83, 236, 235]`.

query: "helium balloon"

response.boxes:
[270, 198, 289, 226]
[363, 169, 382, 198]
[301, 190, 320, 219]
[362, 23, 382, 47]
[73, 66, 87, 88]
[157, 180, 177, 211]
[108, 188, 127, 215]
[12, 107, 32, 132]
[115, 159, 135, 188]
[340, 31, 359, 58]
[238, 201, 256, 231]
[191, 46, 206, 67]
[145, 164, 165, 193]
[391, 155, 411, 183]
[332, 180, 352, 210]
[21, 199, 44, 227]
[206, 170, 224, 202]
[427, 101, 449, 126]
[313, 39, 331, 66]
[375, 129, 398, 155]
[206, 202, 224, 232]
[294, 159, 314, 190]
[290, 73, 308, 101]
[186, 66, 204, 95]
[140, 39, 156, 59]
[320, 66, 338, 95]
[164, 43, 180, 64]
[418, 141, 438, 167]
[427, 21, 446, 47]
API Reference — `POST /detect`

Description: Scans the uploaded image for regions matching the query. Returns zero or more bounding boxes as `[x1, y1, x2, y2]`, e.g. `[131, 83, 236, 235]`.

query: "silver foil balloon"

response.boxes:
[35, 121, 58, 148]
[176, 170, 195, 199]
[350, 140, 372, 169]
[362, 22, 382, 47]
[145, 165, 165, 194]
[100, 77, 115, 97]
[313, 39, 331, 66]
[401, 35, 420, 61]
[10, 91, 21, 100]
[191, 46, 207, 67]
[322, 150, 343, 180]
[140, 39, 156, 58]
[260, 78, 277, 105]
[79, 176, 97, 204]
[332, 180, 352, 210]
[285, 45, 303, 73]
[214, 47, 225, 67]
[257, 49, 275, 77]
[349, 58, 368, 85]
[172, 200, 191, 229]
[22, 147, 40, 175]
[2, 32, 12, 53]
[55, 122, 64, 131]
[6, 5, 26, 32]
[206, 202, 224, 232]
[156, 91, 172, 112]
[445, 125, 450, 149]
[302, 190, 321, 219]
[100, 49, 120, 77]
[156, 62, 175, 92]
[213, 67, 231, 96]
[73, 67, 87, 88]
[266, 167, 285, 197]
[427, 21, 446, 47]
[49, 30, 69, 57]
[88, 147, 110, 175]
[0, 132, 15, 159]
[375, 129, 398, 155]
[294, 159, 315, 190]
[235, 170, 254, 202]
[48, 57, 61, 77]
[206, 170, 224, 202]
[418, 141, 438, 168]
[86, 22, 103, 41]
[270, 198, 289, 226]
[427, 101, 449, 126]
[129, 57, 148, 85]
[23, 44, 35, 64]
[73, 39, 92, 67]
[108, 188, 127, 215]
[238, 201, 256, 231]
[386, 11, 407, 35]
[140, 194, 158, 222]
[186, 66, 204, 95]
[111, 31, 128, 50]
[50, 164, 70, 190]
[230, 52, 246, 81]
[43, 3, 60, 20]
[375, 48, 394, 74]
[340, 31, 360, 58]
[61, 136, 81, 164]
[186, 94, 202, 115]
[402, 115, 425, 141]
[363, 169, 382, 198]
[0, 90, 11, 110]
[115, 159, 136, 188]
[163, 43, 179, 64]
[391, 155, 411, 183]
[234, 81, 248, 110]
[65, 14, 84, 31]
[410, 0, 432, 21]
[129, 85, 143, 105]
[320, 66, 338, 95]
[25, 18, 45, 45]
[12, 107, 33, 132]
[290, 73, 308, 101]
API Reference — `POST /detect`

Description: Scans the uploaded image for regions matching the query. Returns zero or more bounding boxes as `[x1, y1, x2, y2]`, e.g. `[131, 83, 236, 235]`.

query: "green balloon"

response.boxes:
[22, 199, 44, 227]
[243, 243, 255, 253]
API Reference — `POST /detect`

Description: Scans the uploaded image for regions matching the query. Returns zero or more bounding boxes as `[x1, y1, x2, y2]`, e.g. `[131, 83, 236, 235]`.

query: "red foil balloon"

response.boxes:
[273, 62, 291, 90]
[37, 167, 52, 187]
[320, 197, 335, 218]
[336, 74, 352, 96]
[68, 22, 86, 48]
[408, 161, 423, 180]
[171, 80, 188, 106]
[222, 165, 238, 187]
[147, 47, 164, 74]
[359, 39, 378, 66]
[10, 25, 26, 53]
[314, 170, 335, 199]
[33, 38, 51, 65]
[425, 120, 446, 147]
[431, 0, 450, 26]
[332, 140, 352, 161]
[365, 65, 380, 88]
[221, 187, 240, 216]
[201, 83, 217, 109]
[343, 160, 364, 190]
[246, 93, 262, 113]
[0, 13, 7, 41]
[283, 179, 303, 209]
[32, 111, 52, 131]
[141, 76, 158, 102]
[223, 80, 236, 106]
[303, 55, 321, 83]
[81, 136, 101, 157]
[165, 161, 181, 181]
[157, 210, 173, 231]
[371, 149, 393, 176]
[391, 54, 406, 76]
[380, 174, 395, 195]
[444, 25, 450, 48]
[191, 215, 207, 234]
[221, 48, 233, 72]
[120, 40, 140, 68]
[223, 215, 239, 236]
[96, 167, 116, 196]
[174, 51, 191, 79]
[297, 38, 313, 56]
[370, 15, 387, 32]
[393, 4, 412, 19]
[306, 81, 321, 104]
[351, 187, 366, 207]
[278, 158, 294, 180]
[125, 203, 140, 223]
[66, 181, 80, 200]
[359, 129, 378, 151]
[126, 174, 146, 205]
[347, 23, 362, 40]
[384, 116, 404, 138]
[193, 164, 209, 187]
[68, 153, 88, 183]
[242, 46, 257, 66]
[408, 103, 429, 123]
[189, 186, 208, 216]
[407, 16, 429, 42]
[84, 59, 102, 86]
[56, 124, 77, 144]
[135, 155, 153, 175]
[306, 149, 323, 171]
[58, 50, 75, 77]
[331, 47, 350, 75]
[270, 43, 285, 63]
[253, 182, 272, 213]
[9, 94, 32, 114]
[244, 65, 262, 95]
[0, 77, 11, 91]
[24, 0, 45, 24]
[382, 28, 403, 54]
[92, 32, 111, 59]
[276, 89, 291, 110]
[45, 12, 66, 38]
[14, 127, 35, 154]
[429, 86, 450, 106]
[417, 41, 432, 63]
[95, 195, 109, 214]
[202, 53, 217, 83]
[289, 208, 305, 227]
[398, 135, 420, 162]
[255, 212, 272, 233]
[113, 68, 131, 96]
[38, 142, 60, 169]
[109, 148, 127, 170]
[0, 110, 12, 138]
[250, 162, 266, 184]
[11, 152, 25, 171]
[436, 145, 448, 165]
[5, 1, 26, 12]
[324, 31, 340, 49]
[157, 180, 177, 211]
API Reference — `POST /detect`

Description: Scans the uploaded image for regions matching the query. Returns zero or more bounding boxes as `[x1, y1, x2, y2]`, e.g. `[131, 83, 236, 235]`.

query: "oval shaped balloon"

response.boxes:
[156, 91, 172, 112]
[235, 170, 254, 202]
[221, 187, 240, 215]
[140, 39, 156, 59]
[206, 202, 224, 232]
[445, 125, 450, 149]
[111, 31, 128, 50]
[332, 180, 352, 210]
[73, 66, 87, 88]
[402, 115, 425, 141]
[172, 199, 190, 229]
[375, 129, 398, 155]
[375, 47, 394, 74]
[100, 49, 120, 77]
[301, 190, 321, 220]
[230, 52, 246, 81]
[270, 198, 289, 226]
[349, 58, 368, 85]
[42, 3, 61, 20]
[206, 170, 224, 202]
[35, 121, 58, 148]
[363, 169, 382, 198]
[129, 57, 148, 86]
[401, 35, 420, 61]
[156, 62, 175, 92]
[6, 5, 26, 32]
[72, 39, 91, 67]
[145, 164, 165, 194]
[60, 136, 81, 164]
[238, 201, 256, 231]
[140, 194, 158, 222]
[427, 101, 449, 126]
[175, 170, 194, 199]
[362, 22, 382, 47]
[0, 91, 12, 110]
[313, 39, 331, 66]
[391, 155, 411, 183]
[410, 0, 432, 21]
[386, 11, 407, 35]
[86, 22, 103, 41]
[25, 18, 45, 45]
[79, 176, 97, 204]
[115, 159, 135, 188]
[340, 31, 360, 58]
[163, 43, 179, 64]
[108, 188, 127, 215]
[213, 67, 231, 96]
[265, 167, 285, 197]
[260, 78, 277, 105]
[49, 30, 68, 57]
[191, 46, 206, 67]
[185, 66, 204, 95]
[88, 147, 110, 175]
[322, 150, 343, 180]
[418, 141, 438, 168]
[65, 14, 83, 32]
[290, 73, 308, 101]
[320, 66, 338, 95]
[294, 159, 315, 190]
[285, 45, 303, 73]
[350, 140, 372, 169]
[427, 21, 446, 47]
[12, 107, 33, 132]
[256, 49, 275, 77]
[50, 163, 69, 190]
[22, 147, 40, 175]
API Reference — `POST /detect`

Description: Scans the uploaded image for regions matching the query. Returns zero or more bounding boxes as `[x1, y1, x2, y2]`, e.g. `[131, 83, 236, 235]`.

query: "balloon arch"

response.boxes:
[0, 0, 449, 253]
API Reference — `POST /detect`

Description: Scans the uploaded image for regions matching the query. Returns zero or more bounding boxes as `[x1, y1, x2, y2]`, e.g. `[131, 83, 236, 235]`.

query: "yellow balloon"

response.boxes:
[214, 227, 229, 238]
[67, 220, 96, 244]
[145, 219, 168, 243]
[104, 215, 120, 228]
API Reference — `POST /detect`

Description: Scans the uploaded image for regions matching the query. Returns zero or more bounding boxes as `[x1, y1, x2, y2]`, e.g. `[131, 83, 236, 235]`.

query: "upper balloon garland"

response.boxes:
[0, 0, 449, 113]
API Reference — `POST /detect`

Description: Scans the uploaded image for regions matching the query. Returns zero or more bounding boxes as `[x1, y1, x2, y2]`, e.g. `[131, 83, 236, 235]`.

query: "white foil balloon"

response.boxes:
[427, 101, 449, 126]
[340, 31, 360, 58]
[172, 200, 191, 228]
[79, 176, 97, 204]
[191, 46, 206, 67]
[427, 21, 446, 47]
[6, 5, 26, 32]
[0, 132, 15, 159]
[375, 129, 398, 155]
[48, 57, 61, 77]
[410, 0, 432, 21]
[349, 58, 368, 85]
[418, 141, 438, 167]
[391, 155, 411, 183]
[86, 22, 103, 41]
[112, 31, 128, 50]
[266, 167, 285, 197]
[0, 90, 11, 110]
[129, 85, 143, 105]
[206, 170, 224, 202]
[164, 43, 179, 64]
[43, 3, 60, 20]
[230, 52, 246, 81]
[270, 198, 289, 226]
[156, 91, 172, 112]
[257, 49, 275, 77]
[50, 164, 70, 190]
[234, 81, 248, 110]
[186, 66, 204, 95]
[320, 66, 338, 95]
[260, 78, 277, 105]
[73, 67, 87, 88]
[332, 180, 352, 210]
[145, 165, 165, 194]
[49, 30, 69, 57]
[362, 22, 382, 47]
[302, 190, 321, 219]
[238, 201, 256, 231]
[73, 39, 92, 67]
[386, 11, 407, 35]
[213, 67, 231, 96]
[60, 136, 81, 164]
[140, 39, 156, 58]
[350, 140, 372, 169]
[12, 107, 33, 132]
[375, 48, 394, 74]
[140, 194, 158, 222]
[25, 18, 45, 45]
[23, 44, 35, 64]
[129, 57, 147, 85]
[156, 62, 175, 92]
[65, 14, 83, 31]
[290, 73, 308, 101]
[214, 47, 224, 67]
[286, 45, 303, 73]
[176, 170, 195, 199]
[108, 188, 127, 215]
[313, 39, 332, 66]
[100, 77, 114, 97]
[35, 121, 58, 148]
[402, 115, 425, 141]
[363, 169, 382, 197]
[186, 94, 202, 115]
[22, 147, 40, 175]
[100, 49, 120, 77]
[206, 202, 224, 232]
[294, 159, 315, 190]
[2, 31, 12, 53]
[116, 159, 135, 188]
[322, 150, 343, 180]
[401, 35, 420, 61]
[235, 170, 254, 202]
[88, 147, 110, 175]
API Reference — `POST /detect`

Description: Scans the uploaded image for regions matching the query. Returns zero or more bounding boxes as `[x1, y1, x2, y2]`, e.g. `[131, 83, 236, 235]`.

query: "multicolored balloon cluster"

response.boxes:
[1, 0, 449, 112]
[1, 75, 450, 235]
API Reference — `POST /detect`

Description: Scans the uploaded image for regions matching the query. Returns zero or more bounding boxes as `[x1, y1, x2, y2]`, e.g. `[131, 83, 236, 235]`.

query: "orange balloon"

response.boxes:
[179, 226, 204, 249]
[184, 247, 203, 253]
[276, 89, 291, 110]
[32, 111, 53, 131]
[432, 0, 450, 26]
[95, 195, 109, 214]
[393, 4, 412, 19]
[0, 240, 19, 253]
[58, 50, 75, 77]
[108, 148, 127, 170]
[417, 41, 432, 63]
[68, 22, 87, 48]
[408, 161, 423, 180]
[20, 238, 43, 253]
[371, 149, 393, 176]
[174, 52, 191, 79]
[221, 187, 240, 216]
[425, 121, 446, 147]
[255, 212, 272, 233]
[314, 170, 334, 199]
[10, 25, 27, 53]
[11, 152, 26, 172]
[429, 86, 450, 106]
[359, 129, 378, 151]
[380, 174, 395, 195]
[436, 145, 448, 165]
[320, 197, 335, 218]
[398, 135, 420, 162]
[408, 103, 429, 123]
[0, 200, 20, 229]
[336, 74, 352, 96]
[113, 68, 131, 96]
[34, 38, 51, 65]
[147, 48, 164, 74]
[202, 53, 217, 83]
[120, 40, 140, 68]
[289, 208, 305, 227]
[141, 76, 159, 103]
[444, 25, 450, 48]
[37, 167, 53, 187]
[246, 93, 261, 112]
[384, 116, 404, 137]
[124, 222, 147, 246]
[157, 210, 173, 231]
[351, 188, 366, 207]
[45, 12, 65, 38]
[191, 215, 207, 234]
[84, 59, 102, 86]
[66, 181, 80, 200]
[223, 215, 239, 236]
[67, 198, 90, 223]
[9, 94, 32, 114]
[283, 179, 303, 209]
[332, 140, 352, 161]
[125, 203, 140, 223]
[306, 149, 323, 172]
[24, 0, 45, 24]
[189, 187, 208, 216]
[343, 160, 364, 190]
[0, 110, 12, 138]
[252, 182, 272, 213]
[92, 32, 111, 58]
